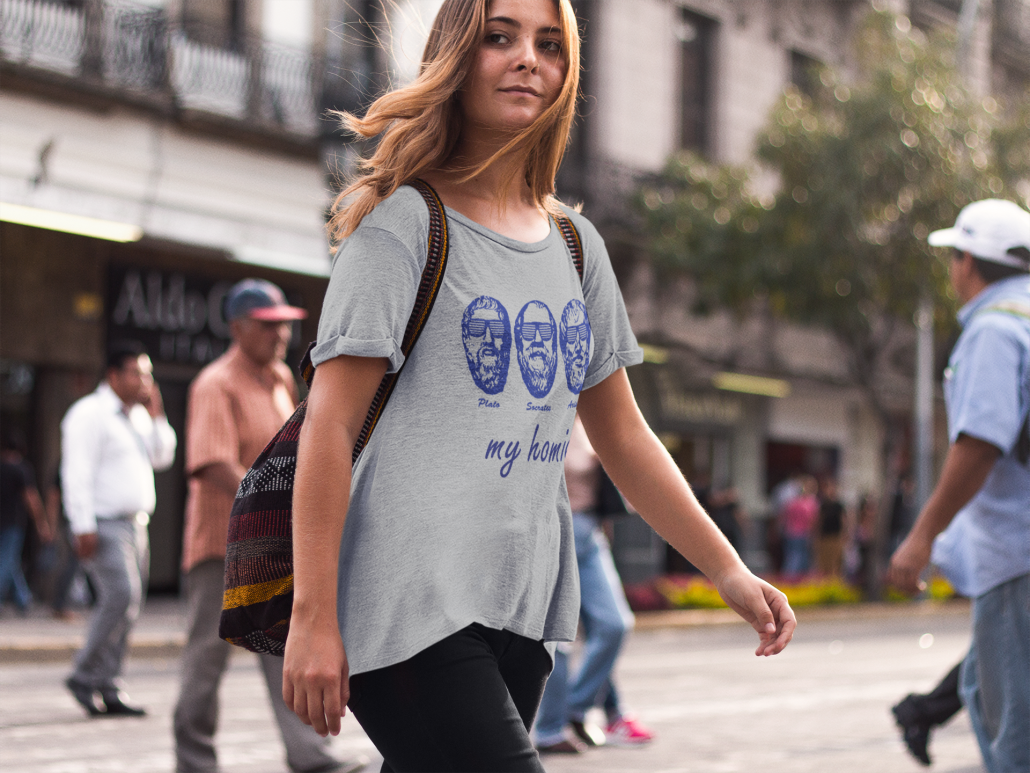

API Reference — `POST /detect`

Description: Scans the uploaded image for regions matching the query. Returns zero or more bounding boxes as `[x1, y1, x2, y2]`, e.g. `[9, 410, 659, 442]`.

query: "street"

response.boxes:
[0, 605, 982, 773]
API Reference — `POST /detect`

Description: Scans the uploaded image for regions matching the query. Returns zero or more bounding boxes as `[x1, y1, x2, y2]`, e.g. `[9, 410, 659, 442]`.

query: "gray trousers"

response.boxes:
[71, 515, 149, 692]
[173, 559, 338, 773]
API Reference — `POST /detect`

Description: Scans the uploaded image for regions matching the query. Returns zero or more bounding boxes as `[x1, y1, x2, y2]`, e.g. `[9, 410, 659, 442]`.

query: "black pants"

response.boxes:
[348, 623, 552, 773]
[914, 661, 963, 726]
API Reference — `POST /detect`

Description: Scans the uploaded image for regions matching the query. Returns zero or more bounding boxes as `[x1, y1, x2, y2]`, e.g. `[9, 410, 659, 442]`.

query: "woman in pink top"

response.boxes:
[781, 476, 819, 578]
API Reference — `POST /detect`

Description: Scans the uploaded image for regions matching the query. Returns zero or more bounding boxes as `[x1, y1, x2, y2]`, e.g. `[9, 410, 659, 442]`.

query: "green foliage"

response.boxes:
[636, 10, 1030, 347]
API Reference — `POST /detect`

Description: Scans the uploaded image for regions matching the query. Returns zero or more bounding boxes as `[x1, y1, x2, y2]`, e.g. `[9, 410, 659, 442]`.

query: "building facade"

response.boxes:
[2, 0, 1027, 591]
[562, 0, 1029, 579]
[0, 0, 382, 589]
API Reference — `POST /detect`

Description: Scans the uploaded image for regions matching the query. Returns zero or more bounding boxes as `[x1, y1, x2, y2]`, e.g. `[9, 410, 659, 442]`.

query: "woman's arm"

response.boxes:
[577, 368, 795, 656]
[283, 354, 388, 737]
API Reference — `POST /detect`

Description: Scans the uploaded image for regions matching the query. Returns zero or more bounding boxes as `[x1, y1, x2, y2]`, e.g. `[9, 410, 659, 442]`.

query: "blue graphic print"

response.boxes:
[515, 301, 558, 398]
[462, 296, 512, 394]
[559, 300, 592, 394]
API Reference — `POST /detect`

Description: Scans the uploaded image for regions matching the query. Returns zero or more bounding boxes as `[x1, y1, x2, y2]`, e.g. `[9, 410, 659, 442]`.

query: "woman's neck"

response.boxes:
[422, 138, 552, 243]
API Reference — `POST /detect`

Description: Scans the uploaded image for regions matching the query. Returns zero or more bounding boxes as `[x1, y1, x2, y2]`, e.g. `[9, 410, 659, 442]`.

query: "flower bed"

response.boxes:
[624, 573, 957, 612]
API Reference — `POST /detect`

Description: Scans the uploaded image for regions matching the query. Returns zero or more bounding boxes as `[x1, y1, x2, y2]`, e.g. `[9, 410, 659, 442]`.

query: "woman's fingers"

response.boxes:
[755, 587, 796, 656]
[307, 686, 331, 737]
[283, 631, 349, 735]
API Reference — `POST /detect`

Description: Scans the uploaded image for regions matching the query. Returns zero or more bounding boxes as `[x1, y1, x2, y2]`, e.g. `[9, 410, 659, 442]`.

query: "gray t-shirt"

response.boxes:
[313, 186, 642, 675]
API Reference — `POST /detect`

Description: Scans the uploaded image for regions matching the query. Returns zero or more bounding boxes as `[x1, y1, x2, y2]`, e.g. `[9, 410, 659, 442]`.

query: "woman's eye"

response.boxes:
[485, 32, 510, 45]
[540, 39, 562, 54]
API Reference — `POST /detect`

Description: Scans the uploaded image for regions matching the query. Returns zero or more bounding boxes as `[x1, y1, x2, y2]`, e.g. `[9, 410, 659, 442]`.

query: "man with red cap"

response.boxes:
[173, 279, 366, 773]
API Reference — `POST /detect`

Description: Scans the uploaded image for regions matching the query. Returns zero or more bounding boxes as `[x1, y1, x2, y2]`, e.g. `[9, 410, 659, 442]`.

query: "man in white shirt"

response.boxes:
[61, 341, 177, 716]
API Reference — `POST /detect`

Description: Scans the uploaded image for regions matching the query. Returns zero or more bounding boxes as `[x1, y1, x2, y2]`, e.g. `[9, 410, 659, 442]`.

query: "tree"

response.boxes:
[635, 8, 1030, 590]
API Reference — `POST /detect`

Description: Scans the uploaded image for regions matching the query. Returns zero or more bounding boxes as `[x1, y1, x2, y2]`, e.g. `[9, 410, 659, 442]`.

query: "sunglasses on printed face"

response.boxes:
[520, 321, 554, 342]
[468, 319, 507, 338]
[564, 322, 589, 344]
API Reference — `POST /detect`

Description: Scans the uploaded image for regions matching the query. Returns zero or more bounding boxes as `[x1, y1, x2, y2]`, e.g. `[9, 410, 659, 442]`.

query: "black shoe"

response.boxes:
[569, 719, 606, 747]
[65, 677, 105, 717]
[100, 690, 147, 717]
[892, 695, 931, 766]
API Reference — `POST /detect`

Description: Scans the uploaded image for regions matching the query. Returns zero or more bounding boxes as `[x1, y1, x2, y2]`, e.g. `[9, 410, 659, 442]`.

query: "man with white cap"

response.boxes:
[173, 279, 366, 773]
[889, 199, 1030, 773]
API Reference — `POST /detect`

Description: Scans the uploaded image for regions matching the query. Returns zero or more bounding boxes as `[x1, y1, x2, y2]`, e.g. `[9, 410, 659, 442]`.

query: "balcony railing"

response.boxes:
[0, 0, 368, 143]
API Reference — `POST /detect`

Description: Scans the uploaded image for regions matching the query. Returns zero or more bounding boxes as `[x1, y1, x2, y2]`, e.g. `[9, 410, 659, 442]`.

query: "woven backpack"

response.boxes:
[219, 180, 585, 655]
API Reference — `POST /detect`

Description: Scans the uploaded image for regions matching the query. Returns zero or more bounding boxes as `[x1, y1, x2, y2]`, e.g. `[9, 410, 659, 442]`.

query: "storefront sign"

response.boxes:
[658, 372, 743, 426]
[107, 265, 303, 366]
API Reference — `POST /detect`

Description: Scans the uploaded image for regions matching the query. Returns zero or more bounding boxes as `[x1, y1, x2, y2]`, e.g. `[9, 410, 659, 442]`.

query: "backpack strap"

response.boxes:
[295, 178, 450, 466]
[352, 179, 449, 463]
[554, 212, 584, 283]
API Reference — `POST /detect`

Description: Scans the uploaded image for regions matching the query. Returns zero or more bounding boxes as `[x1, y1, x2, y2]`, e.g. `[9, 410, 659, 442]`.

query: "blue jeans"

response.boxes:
[959, 573, 1029, 773]
[534, 513, 634, 745]
[0, 525, 32, 610]
[781, 535, 811, 576]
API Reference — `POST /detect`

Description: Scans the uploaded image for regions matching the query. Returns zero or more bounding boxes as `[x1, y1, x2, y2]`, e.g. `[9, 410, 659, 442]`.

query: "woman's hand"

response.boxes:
[283, 616, 350, 737]
[714, 567, 796, 657]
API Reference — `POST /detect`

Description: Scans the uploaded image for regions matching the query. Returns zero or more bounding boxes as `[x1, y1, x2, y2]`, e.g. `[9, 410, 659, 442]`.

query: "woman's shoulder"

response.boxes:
[358, 184, 432, 239]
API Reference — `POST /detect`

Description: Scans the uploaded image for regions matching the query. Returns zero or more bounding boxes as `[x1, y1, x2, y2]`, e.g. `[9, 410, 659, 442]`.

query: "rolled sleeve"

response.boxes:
[569, 209, 643, 391]
[314, 227, 422, 374]
[583, 348, 646, 391]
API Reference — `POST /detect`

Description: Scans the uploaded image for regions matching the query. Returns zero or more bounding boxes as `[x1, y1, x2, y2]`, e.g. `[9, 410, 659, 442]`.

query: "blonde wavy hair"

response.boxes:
[328, 0, 581, 241]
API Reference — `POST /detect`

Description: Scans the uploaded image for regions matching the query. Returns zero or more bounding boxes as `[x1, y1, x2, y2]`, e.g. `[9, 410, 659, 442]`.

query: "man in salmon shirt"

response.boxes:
[172, 279, 366, 773]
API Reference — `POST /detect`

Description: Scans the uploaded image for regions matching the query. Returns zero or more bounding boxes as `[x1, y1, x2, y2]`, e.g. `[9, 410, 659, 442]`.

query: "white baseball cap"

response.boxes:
[928, 198, 1030, 268]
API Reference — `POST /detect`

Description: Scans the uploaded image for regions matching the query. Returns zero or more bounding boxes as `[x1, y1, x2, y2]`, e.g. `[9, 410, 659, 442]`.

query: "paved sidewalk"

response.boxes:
[0, 594, 971, 663]
[0, 599, 980, 773]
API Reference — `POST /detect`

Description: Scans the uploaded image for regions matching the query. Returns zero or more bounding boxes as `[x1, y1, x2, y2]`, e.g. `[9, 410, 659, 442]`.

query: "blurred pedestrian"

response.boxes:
[173, 279, 365, 773]
[852, 492, 878, 592]
[889, 198, 1030, 773]
[815, 478, 846, 578]
[46, 471, 91, 621]
[281, 2, 796, 770]
[0, 428, 51, 613]
[533, 417, 653, 754]
[61, 340, 177, 717]
[709, 486, 745, 554]
[780, 475, 818, 579]
[891, 512, 973, 766]
[892, 661, 964, 766]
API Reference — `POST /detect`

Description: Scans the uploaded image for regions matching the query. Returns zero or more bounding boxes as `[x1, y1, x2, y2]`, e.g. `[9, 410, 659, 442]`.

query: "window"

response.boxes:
[678, 9, 716, 155]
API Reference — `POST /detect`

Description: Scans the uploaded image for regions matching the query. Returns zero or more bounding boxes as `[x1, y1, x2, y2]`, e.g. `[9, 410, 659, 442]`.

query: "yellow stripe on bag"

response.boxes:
[223, 576, 294, 610]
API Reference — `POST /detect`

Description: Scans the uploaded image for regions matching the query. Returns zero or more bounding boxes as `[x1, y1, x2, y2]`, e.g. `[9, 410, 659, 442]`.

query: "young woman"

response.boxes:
[283, 1, 796, 770]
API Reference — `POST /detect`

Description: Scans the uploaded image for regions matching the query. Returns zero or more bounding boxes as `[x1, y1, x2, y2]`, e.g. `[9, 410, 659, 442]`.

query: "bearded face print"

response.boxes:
[515, 300, 558, 399]
[462, 296, 512, 394]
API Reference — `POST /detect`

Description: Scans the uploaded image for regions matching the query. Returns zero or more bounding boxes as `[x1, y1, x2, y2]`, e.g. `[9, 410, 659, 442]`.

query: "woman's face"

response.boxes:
[461, 0, 566, 136]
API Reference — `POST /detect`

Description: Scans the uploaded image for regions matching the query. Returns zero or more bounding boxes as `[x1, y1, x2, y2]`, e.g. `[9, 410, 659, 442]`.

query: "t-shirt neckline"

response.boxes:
[443, 206, 556, 254]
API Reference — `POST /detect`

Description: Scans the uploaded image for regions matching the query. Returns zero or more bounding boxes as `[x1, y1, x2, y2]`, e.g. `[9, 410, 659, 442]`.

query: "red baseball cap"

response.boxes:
[225, 279, 308, 321]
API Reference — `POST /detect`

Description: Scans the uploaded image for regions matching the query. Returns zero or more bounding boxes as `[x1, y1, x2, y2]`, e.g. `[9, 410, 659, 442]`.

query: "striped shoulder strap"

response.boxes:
[351, 179, 449, 464]
[553, 212, 584, 283]
[295, 179, 450, 466]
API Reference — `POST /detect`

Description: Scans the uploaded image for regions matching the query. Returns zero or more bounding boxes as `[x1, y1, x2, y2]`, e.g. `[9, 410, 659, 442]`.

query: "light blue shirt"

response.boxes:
[937, 275, 1030, 597]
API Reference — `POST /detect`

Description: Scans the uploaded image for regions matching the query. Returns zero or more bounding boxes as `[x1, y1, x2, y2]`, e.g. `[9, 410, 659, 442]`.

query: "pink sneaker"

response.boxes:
[605, 716, 654, 746]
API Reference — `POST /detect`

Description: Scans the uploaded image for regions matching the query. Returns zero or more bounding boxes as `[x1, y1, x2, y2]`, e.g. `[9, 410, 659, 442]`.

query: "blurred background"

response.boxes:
[1, 0, 1028, 605]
